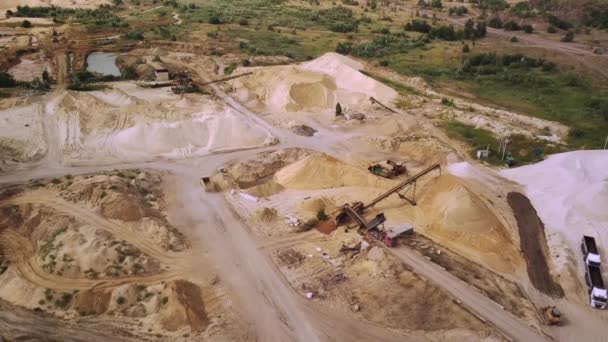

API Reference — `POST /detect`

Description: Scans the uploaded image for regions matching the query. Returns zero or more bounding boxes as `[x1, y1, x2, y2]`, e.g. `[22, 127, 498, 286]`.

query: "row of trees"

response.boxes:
[405, 19, 487, 40]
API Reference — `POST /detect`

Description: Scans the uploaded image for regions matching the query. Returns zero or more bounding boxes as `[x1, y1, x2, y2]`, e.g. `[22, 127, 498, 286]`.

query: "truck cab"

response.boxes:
[590, 287, 608, 309]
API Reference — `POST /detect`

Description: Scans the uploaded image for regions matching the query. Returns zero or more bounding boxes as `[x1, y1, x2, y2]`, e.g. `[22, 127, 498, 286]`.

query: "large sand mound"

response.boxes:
[418, 175, 520, 273]
[51, 83, 273, 164]
[232, 53, 397, 113]
[300, 52, 397, 104]
[501, 150, 608, 272]
[274, 154, 395, 190]
[233, 66, 337, 112]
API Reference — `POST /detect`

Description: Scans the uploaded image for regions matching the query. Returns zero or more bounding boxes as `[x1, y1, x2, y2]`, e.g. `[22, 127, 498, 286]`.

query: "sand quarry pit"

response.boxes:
[48, 82, 274, 164]
[0, 170, 239, 340]
[0, 102, 47, 168]
[231, 53, 398, 120]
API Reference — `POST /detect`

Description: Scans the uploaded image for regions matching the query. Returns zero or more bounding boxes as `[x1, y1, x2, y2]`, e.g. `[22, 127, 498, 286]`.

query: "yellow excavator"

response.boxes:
[541, 306, 562, 326]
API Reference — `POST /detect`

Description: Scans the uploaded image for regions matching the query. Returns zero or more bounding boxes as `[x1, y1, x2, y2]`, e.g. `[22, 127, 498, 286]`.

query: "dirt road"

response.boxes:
[388, 246, 549, 342]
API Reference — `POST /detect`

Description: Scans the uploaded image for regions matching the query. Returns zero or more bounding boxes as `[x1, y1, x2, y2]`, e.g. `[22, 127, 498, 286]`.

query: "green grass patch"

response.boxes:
[442, 121, 567, 166]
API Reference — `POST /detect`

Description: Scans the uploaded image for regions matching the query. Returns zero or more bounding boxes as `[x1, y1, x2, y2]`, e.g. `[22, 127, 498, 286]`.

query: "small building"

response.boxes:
[476, 149, 490, 159]
[154, 68, 169, 81]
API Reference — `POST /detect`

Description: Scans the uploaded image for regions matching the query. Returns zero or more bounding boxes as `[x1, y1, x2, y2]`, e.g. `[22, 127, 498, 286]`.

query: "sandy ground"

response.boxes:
[8, 51, 51, 82]
[502, 151, 608, 300]
[0, 46, 605, 341]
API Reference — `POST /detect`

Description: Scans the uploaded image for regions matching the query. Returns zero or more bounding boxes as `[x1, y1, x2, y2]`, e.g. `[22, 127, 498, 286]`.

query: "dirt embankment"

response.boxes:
[508, 192, 564, 297]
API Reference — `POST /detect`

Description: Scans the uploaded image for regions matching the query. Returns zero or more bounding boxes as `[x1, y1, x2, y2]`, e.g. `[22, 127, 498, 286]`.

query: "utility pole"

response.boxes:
[604, 135, 608, 150]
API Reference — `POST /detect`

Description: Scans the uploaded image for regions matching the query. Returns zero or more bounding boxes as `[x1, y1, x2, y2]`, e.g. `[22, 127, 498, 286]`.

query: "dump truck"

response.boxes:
[582, 235, 601, 267]
[584, 263, 607, 309]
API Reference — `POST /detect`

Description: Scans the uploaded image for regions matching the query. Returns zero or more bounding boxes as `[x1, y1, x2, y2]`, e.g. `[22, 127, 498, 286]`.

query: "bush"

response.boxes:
[0, 72, 16, 87]
[379, 59, 389, 67]
[561, 31, 574, 42]
[504, 20, 520, 31]
[522, 24, 533, 33]
[336, 102, 343, 116]
[209, 15, 221, 25]
[547, 25, 557, 34]
[117, 296, 126, 304]
[335, 41, 353, 55]
[123, 31, 144, 40]
[462, 44, 470, 53]
[238, 18, 248, 26]
[21, 20, 32, 28]
[404, 19, 431, 33]
[488, 16, 503, 29]
[510, 36, 518, 42]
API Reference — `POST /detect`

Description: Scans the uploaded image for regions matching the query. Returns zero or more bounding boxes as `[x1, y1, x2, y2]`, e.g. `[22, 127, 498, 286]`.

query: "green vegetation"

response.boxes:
[442, 121, 564, 166]
[9, 5, 127, 32]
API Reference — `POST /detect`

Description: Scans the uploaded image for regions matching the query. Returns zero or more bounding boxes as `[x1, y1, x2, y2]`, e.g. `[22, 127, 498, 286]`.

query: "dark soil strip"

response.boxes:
[508, 192, 564, 298]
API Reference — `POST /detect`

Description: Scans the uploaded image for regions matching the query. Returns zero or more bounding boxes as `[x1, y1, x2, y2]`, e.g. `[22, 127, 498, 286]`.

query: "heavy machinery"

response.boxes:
[581, 235, 608, 309]
[336, 163, 440, 246]
[368, 160, 408, 179]
[541, 306, 562, 325]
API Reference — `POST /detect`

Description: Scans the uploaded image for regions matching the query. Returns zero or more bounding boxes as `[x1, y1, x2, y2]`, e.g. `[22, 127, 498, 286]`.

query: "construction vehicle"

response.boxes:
[368, 160, 408, 179]
[200, 176, 214, 192]
[582, 235, 601, 267]
[582, 235, 608, 309]
[541, 306, 562, 325]
[336, 164, 440, 246]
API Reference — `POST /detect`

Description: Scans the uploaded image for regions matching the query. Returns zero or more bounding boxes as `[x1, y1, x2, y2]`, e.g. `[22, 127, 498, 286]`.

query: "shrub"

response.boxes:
[561, 31, 574, 42]
[117, 296, 126, 304]
[238, 18, 248, 26]
[510, 36, 518, 42]
[209, 15, 221, 25]
[162, 296, 169, 305]
[522, 24, 533, 33]
[488, 16, 503, 29]
[404, 19, 431, 33]
[0, 72, 16, 87]
[335, 102, 343, 116]
[335, 41, 353, 55]
[21, 20, 32, 28]
[547, 25, 557, 34]
[462, 44, 470, 53]
[379, 59, 389, 67]
[504, 20, 520, 31]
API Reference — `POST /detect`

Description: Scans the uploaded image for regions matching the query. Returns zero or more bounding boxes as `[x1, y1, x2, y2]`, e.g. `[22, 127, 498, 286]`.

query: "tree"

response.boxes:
[42, 70, 51, 84]
[335, 102, 343, 117]
[488, 16, 503, 29]
[21, 20, 32, 28]
[430, 0, 442, 9]
[462, 44, 470, 53]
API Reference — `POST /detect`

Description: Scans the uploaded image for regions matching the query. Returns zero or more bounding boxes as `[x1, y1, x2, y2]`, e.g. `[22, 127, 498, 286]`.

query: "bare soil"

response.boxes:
[507, 192, 564, 298]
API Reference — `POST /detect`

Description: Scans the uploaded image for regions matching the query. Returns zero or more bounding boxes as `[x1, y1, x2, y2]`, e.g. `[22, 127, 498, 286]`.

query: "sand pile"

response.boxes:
[418, 175, 520, 273]
[51, 84, 273, 163]
[274, 154, 396, 190]
[501, 150, 608, 272]
[233, 66, 337, 112]
[232, 53, 397, 114]
[300, 52, 398, 105]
